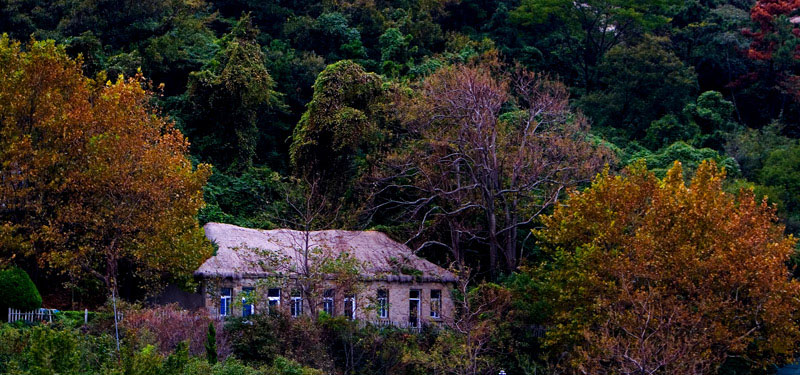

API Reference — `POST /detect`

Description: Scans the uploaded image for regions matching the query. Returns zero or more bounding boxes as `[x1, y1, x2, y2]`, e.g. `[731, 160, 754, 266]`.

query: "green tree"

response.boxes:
[683, 91, 740, 149]
[626, 141, 739, 178]
[199, 167, 286, 229]
[289, 60, 389, 202]
[643, 114, 700, 150]
[140, 11, 220, 96]
[284, 12, 368, 62]
[759, 143, 800, 232]
[579, 35, 697, 141]
[725, 121, 793, 180]
[511, 0, 679, 89]
[379, 28, 413, 77]
[185, 14, 276, 172]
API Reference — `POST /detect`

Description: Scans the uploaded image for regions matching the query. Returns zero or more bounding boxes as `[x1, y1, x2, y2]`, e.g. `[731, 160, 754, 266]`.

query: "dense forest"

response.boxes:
[4, 0, 800, 374]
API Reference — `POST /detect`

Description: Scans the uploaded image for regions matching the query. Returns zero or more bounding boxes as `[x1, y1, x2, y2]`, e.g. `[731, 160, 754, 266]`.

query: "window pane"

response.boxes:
[268, 288, 280, 307]
[377, 289, 388, 319]
[323, 289, 335, 315]
[430, 289, 441, 319]
[291, 290, 302, 317]
[220, 288, 232, 317]
[344, 294, 355, 320]
[409, 289, 420, 327]
[291, 297, 302, 317]
[409, 299, 419, 327]
[242, 287, 254, 317]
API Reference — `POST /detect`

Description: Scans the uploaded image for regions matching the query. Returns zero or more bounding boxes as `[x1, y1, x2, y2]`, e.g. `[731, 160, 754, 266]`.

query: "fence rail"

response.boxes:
[360, 319, 441, 332]
[7, 308, 124, 324]
[7, 308, 54, 323]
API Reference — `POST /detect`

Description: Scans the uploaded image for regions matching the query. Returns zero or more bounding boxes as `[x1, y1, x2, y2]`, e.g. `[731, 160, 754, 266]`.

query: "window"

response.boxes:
[323, 289, 335, 315]
[377, 289, 388, 319]
[219, 288, 232, 317]
[430, 290, 441, 319]
[291, 291, 303, 317]
[268, 288, 281, 308]
[344, 294, 356, 320]
[409, 289, 420, 327]
[242, 287, 255, 317]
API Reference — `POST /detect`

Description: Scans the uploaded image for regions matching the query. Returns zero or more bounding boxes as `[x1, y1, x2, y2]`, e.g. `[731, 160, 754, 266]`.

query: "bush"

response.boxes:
[267, 356, 323, 375]
[125, 344, 163, 375]
[121, 305, 231, 358]
[0, 267, 42, 316]
[54, 310, 99, 329]
[28, 325, 80, 375]
[0, 323, 265, 375]
[0, 325, 88, 375]
[211, 358, 260, 375]
[226, 313, 330, 371]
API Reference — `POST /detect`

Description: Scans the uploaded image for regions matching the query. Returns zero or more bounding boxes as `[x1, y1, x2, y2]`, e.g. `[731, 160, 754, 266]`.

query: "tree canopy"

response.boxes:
[0, 36, 213, 294]
[534, 160, 800, 374]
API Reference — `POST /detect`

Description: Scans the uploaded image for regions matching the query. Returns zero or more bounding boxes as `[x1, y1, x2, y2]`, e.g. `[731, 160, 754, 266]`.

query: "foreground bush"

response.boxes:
[0, 324, 117, 374]
[0, 323, 320, 375]
[122, 304, 231, 358]
[226, 312, 453, 375]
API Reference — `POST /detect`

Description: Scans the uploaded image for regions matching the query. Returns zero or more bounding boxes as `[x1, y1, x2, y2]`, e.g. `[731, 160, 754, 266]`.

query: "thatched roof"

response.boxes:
[195, 223, 457, 283]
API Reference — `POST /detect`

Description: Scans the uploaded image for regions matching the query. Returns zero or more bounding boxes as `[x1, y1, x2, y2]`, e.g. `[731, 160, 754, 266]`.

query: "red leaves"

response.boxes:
[746, 0, 800, 60]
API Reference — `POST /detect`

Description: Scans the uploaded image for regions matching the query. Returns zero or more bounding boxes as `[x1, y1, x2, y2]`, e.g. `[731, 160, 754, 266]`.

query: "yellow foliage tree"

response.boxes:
[0, 35, 213, 294]
[536, 160, 800, 374]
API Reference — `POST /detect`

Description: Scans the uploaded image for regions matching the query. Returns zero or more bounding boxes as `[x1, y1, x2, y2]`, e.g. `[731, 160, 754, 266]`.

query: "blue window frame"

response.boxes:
[220, 288, 232, 317]
[242, 287, 255, 317]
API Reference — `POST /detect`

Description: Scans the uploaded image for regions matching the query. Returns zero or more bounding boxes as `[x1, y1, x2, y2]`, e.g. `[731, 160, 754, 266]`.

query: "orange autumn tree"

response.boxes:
[535, 160, 800, 374]
[0, 35, 213, 296]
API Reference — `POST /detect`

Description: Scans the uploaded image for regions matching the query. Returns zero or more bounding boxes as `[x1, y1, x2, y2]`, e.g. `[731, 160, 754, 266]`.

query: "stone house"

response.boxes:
[195, 223, 457, 327]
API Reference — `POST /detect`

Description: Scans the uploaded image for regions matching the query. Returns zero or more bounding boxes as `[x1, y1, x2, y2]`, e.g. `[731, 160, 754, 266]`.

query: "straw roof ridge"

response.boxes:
[195, 222, 457, 283]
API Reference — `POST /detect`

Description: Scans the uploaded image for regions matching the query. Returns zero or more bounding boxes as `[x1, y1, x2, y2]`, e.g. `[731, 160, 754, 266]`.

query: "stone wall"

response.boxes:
[201, 278, 454, 326]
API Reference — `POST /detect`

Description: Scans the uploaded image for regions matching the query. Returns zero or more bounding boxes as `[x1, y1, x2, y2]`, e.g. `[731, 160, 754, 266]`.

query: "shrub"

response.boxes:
[182, 357, 213, 375]
[30, 326, 80, 374]
[267, 356, 323, 375]
[125, 344, 163, 375]
[163, 341, 190, 374]
[0, 267, 42, 317]
[54, 310, 109, 330]
[226, 313, 331, 371]
[0, 324, 27, 373]
[206, 322, 217, 364]
[121, 305, 230, 358]
[211, 358, 260, 375]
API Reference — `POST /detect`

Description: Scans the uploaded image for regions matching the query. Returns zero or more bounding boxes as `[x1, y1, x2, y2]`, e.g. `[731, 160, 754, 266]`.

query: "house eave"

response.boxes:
[193, 270, 457, 284]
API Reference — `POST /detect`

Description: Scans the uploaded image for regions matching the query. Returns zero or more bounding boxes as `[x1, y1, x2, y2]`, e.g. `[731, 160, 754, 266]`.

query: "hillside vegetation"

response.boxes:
[3, 0, 800, 374]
